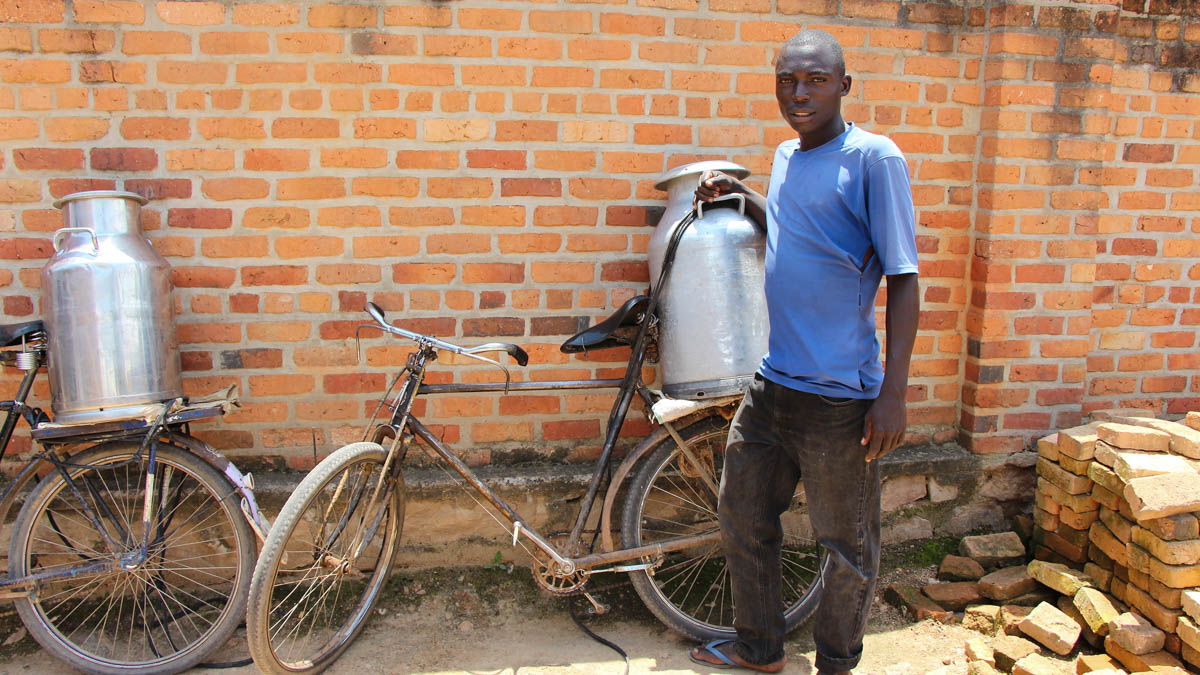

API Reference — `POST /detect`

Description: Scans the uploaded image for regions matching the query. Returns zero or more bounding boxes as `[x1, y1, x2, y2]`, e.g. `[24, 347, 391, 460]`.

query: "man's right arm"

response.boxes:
[695, 171, 767, 232]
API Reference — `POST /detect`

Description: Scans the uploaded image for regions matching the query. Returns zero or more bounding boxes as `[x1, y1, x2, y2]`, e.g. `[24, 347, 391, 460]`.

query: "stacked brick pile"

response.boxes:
[1012, 410, 1200, 671]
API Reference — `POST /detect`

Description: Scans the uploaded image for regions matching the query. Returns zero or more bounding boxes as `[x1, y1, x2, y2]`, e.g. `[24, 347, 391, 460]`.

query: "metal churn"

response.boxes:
[648, 161, 770, 400]
[43, 190, 182, 425]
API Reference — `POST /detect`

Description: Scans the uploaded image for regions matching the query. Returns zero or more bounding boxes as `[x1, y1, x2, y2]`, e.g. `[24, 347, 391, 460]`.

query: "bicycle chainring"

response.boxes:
[530, 533, 589, 596]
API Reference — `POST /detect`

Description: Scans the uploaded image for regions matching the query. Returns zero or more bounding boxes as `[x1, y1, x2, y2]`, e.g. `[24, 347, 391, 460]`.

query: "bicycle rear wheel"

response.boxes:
[9, 440, 255, 674]
[246, 441, 403, 674]
[620, 415, 824, 642]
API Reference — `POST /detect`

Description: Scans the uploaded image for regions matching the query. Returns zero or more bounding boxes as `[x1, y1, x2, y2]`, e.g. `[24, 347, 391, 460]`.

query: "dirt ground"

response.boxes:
[0, 545, 1082, 675]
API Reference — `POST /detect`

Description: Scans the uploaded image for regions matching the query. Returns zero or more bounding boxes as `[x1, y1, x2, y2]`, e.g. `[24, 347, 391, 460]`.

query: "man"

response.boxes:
[688, 29, 920, 674]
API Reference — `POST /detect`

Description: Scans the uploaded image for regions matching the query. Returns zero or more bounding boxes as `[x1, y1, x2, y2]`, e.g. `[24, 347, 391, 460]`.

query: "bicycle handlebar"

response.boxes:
[364, 302, 529, 367]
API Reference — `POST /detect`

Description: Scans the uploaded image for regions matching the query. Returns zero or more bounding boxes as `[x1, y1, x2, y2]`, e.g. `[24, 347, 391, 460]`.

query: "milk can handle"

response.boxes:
[696, 192, 746, 218]
[53, 227, 99, 254]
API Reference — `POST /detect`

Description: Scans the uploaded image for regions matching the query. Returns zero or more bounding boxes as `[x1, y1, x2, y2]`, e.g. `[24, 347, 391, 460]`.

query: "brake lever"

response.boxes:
[457, 350, 513, 393]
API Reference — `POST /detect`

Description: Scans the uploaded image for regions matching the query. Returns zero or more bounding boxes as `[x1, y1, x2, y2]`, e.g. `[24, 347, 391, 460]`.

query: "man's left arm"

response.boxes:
[862, 272, 919, 462]
[859, 151, 921, 462]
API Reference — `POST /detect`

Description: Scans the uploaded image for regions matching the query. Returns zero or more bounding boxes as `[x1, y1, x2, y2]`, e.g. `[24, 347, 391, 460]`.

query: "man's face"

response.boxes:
[775, 44, 851, 140]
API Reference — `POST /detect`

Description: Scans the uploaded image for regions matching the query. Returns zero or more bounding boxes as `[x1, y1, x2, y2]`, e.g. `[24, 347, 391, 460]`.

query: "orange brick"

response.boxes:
[320, 147, 387, 169]
[499, 234, 561, 254]
[178, 322, 240, 344]
[569, 177, 630, 200]
[276, 236, 344, 258]
[396, 150, 458, 170]
[315, 264, 380, 285]
[461, 206, 525, 227]
[353, 117, 415, 139]
[531, 262, 594, 283]
[244, 148, 308, 171]
[233, 4, 299, 25]
[499, 37, 561, 60]
[351, 177, 418, 197]
[195, 117, 264, 140]
[426, 177, 491, 199]
[157, 1, 223, 25]
[393, 263, 455, 285]
[674, 18, 735, 40]
[249, 374, 314, 396]
[279, 32, 342, 53]
[462, 263, 524, 284]
[276, 177, 344, 200]
[568, 38, 630, 60]
[39, 29, 115, 53]
[308, 4, 375, 28]
[0, 59, 69, 83]
[639, 42, 698, 63]
[237, 62, 305, 84]
[75, 0, 143, 23]
[533, 206, 598, 227]
[202, 178, 269, 201]
[530, 10, 592, 34]
[599, 13, 664, 36]
[425, 34, 490, 57]
[121, 30, 189, 54]
[426, 234, 490, 255]
[471, 422, 533, 443]
[274, 117, 339, 138]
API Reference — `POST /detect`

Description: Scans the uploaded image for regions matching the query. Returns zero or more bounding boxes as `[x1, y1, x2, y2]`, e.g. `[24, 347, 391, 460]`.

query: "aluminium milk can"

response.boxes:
[43, 190, 182, 425]
[648, 161, 769, 400]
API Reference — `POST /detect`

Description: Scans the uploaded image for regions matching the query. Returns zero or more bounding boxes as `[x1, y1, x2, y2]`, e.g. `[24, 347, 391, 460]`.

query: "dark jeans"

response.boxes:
[719, 373, 881, 672]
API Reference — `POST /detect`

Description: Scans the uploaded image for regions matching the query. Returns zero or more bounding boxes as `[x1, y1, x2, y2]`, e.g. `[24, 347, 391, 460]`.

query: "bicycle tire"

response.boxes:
[9, 440, 255, 674]
[246, 441, 403, 674]
[620, 415, 825, 642]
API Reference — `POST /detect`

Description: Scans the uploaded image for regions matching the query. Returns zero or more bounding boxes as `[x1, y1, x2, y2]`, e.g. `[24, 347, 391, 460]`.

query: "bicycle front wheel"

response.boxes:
[246, 441, 403, 674]
[621, 414, 824, 642]
[9, 440, 255, 675]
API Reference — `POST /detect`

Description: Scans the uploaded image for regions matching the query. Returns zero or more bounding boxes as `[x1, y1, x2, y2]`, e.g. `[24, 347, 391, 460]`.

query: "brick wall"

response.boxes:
[0, 0, 1197, 469]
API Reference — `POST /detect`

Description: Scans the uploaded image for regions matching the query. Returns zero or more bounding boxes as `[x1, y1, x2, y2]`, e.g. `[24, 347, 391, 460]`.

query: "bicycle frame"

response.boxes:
[362, 331, 725, 581]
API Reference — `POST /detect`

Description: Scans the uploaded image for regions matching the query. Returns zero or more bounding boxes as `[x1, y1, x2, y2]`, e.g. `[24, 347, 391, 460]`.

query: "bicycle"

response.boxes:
[247, 244, 828, 673]
[0, 319, 271, 674]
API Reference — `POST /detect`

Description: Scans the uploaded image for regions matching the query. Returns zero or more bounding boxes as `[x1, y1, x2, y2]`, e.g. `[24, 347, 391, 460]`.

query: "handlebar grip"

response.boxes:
[366, 301, 387, 326]
[509, 345, 529, 367]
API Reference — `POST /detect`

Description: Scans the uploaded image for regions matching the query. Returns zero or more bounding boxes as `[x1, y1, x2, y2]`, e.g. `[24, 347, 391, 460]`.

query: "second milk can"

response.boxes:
[648, 161, 769, 400]
[43, 190, 182, 425]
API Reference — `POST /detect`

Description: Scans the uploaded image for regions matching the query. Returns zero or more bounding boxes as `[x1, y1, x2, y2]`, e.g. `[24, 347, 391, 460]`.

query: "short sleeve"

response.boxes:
[865, 155, 919, 276]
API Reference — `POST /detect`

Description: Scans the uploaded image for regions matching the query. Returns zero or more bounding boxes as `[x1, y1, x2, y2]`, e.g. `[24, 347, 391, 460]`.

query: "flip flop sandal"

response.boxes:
[688, 640, 786, 673]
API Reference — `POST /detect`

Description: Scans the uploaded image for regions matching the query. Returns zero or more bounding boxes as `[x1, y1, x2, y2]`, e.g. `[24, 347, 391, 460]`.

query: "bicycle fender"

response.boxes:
[598, 403, 737, 553]
[165, 431, 272, 541]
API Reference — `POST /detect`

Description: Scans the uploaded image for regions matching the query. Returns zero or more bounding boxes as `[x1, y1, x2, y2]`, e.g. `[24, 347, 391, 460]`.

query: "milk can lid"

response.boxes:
[53, 190, 148, 210]
[654, 161, 750, 191]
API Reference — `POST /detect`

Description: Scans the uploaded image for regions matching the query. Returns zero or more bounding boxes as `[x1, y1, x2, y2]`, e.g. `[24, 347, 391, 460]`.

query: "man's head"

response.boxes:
[775, 29, 852, 148]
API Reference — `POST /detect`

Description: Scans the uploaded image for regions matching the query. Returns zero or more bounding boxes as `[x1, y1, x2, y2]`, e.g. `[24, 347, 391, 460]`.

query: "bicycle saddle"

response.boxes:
[0, 320, 43, 348]
[560, 295, 650, 354]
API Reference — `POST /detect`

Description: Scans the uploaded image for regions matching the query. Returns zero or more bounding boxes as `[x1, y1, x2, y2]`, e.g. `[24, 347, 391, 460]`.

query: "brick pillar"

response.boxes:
[960, 0, 1114, 453]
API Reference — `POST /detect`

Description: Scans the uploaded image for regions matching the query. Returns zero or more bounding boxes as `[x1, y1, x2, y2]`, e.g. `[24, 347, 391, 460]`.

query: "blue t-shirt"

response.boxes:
[760, 123, 919, 399]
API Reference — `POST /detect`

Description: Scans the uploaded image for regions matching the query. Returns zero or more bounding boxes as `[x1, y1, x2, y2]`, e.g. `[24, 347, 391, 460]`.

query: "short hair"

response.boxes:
[781, 29, 845, 77]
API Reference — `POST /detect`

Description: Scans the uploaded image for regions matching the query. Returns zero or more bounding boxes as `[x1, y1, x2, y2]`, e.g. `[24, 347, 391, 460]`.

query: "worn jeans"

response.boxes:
[718, 373, 882, 672]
